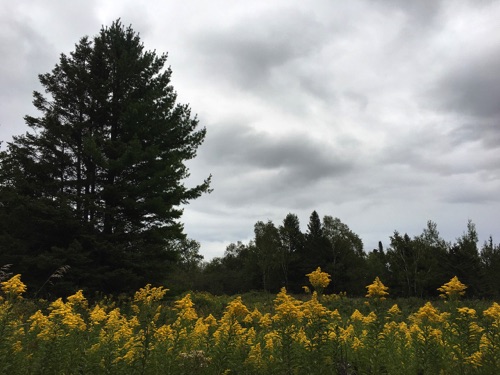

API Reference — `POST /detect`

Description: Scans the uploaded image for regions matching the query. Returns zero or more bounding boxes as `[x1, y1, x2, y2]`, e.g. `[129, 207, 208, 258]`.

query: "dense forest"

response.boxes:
[1, 21, 499, 300]
[187, 212, 500, 299]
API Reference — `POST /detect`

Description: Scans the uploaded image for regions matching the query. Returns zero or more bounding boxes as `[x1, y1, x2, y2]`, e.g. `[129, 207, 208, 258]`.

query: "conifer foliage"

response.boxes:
[0, 20, 211, 294]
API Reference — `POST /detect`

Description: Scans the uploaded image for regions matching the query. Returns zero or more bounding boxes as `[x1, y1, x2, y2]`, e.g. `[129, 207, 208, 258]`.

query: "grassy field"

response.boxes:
[1, 271, 499, 374]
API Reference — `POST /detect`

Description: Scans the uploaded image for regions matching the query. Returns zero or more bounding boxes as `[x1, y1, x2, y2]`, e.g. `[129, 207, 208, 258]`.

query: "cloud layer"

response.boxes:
[1, 0, 499, 259]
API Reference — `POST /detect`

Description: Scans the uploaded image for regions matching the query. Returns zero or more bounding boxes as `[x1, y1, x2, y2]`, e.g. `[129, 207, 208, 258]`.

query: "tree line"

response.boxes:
[185, 212, 500, 299]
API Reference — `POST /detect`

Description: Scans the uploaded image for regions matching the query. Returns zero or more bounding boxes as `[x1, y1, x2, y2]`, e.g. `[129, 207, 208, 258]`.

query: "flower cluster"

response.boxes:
[1, 274, 27, 299]
[305, 267, 331, 293]
[365, 276, 389, 300]
[438, 276, 467, 300]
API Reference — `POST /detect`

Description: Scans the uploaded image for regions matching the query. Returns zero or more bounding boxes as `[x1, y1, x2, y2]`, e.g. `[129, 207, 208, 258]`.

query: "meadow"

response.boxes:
[0, 269, 499, 374]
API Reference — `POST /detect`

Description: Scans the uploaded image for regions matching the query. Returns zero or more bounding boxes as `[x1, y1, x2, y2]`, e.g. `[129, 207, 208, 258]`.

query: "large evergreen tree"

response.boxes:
[0, 20, 211, 294]
[278, 213, 304, 291]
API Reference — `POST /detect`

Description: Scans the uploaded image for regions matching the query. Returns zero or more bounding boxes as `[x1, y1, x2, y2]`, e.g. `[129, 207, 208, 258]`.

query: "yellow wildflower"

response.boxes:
[66, 290, 88, 308]
[273, 288, 304, 322]
[246, 343, 263, 367]
[303, 292, 329, 321]
[264, 330, 280, 349]
[49, 298, 86, 331]
[259, 313, 272, 328]
[483, 302, 500, 318]
[90, 305, 108, 325]
[438, 276, 467, 300]
[388, 304, 401, 316]
[29, 310, 56, 340]
[330, 309, 342, 321]
[295, 327, 311, 348]
[244, 308, 263, 324]
[155, 324, 175, 342]
[412, 302, 449, 324]
[350, 309, 364, 322]
[362, 311, 377, 325]
[306, 267, 331, 291]
[365, 276, 389, 300]
[351, 336, 363, 350]
[204, 314, 217, 327]
[174, 294, 198, 321]
[465, 351, 483, 367]
[224, 297, 250, 320]
[133, 284, 168, 305]
[429, 328, 444, 344]
[457, 307, 477, 318]
[338, 324, 354, 343]
[192, 317, 209, 339]
[1, 274, 27, 299]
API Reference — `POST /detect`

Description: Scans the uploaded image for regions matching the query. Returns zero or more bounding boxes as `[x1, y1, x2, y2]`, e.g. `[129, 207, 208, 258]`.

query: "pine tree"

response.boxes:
[0, 20, 211, 294]
[279, 213, 304, 291]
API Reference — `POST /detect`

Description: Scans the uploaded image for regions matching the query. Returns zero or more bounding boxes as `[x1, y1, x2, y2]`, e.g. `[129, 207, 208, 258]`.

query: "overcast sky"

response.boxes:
[1, 0, 500, 259]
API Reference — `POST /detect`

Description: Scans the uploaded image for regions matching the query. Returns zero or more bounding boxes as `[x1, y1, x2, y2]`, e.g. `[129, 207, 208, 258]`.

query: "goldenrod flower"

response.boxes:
[174, 294, 198, 321]
[483, 302, 500, 317]
[1, 274, 27, 299]
[49, 298, 87, 331]
[28, 310, 56, 340]
[411, 302, 449, 324]
[306, 267, 331, 291]
[365, 277, 389, 300]
[224, 297, 250, 320]
[388, 304, 401, 316]
[259, 313, 272, 328]
[303, 292, 329, 321]
[273, 288, 304, 322]
[244, 307, 263, 324]
[90, 305, 108, 325]
[202, 314, 216, 327]
[246, 342, 263, 367]
[362, 311, 377, 325]
[154, 324, 175, 342]
[465, 351, 483, 367]
[437, 276, 467, 300]
[350, 309, 364, 322]
[264, 330, 280, 349]
[351, 336, 363, 350]
[457, 307, 477, 318]
[133, 284, 168, 305]
[67, 290, 88, 308]
[338, 324, 354, 343]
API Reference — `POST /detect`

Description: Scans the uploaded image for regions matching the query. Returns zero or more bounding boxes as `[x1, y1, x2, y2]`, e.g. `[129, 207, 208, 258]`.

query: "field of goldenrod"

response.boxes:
[0, 270, 499, 374]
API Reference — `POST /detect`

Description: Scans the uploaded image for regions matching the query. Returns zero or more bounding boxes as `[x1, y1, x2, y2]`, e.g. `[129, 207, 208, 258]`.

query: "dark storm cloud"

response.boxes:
[202, 124, 354, 183]
[189, 122, 362, 211]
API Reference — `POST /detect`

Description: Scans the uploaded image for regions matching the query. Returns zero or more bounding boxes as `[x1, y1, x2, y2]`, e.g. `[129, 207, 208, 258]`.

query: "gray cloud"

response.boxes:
[2, 0, 500, 258]
[192, 8, 327, 92]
